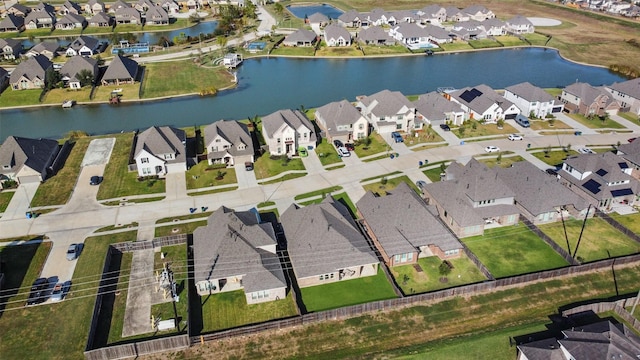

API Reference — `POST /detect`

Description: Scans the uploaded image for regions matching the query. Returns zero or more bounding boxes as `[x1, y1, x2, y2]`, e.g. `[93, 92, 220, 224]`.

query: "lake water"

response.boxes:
[0, 48, 626, 140]
[286, 4, 344, 20]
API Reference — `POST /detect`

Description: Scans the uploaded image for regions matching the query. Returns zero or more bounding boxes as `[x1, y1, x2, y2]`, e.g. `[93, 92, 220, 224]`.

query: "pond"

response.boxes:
[286, 4, 344, 20]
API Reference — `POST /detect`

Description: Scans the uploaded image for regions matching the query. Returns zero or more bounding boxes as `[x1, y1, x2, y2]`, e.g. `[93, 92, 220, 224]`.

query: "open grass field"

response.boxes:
[0, 191, 15, 213]
[539, 218, 640, 262]
[567, 113, 625, 129]
[96, 132, 166, 200]
[462, 224, 570, 278]
[0, 89, 42, 108]
[608, 212, 640, 234]
[390, 255, 487, 295]
[314, 138, 342, 166]
[253, 152, 305, 180]
[185, 161, 238, 190]
[300, 268, 397, 312]
[198, 290, 298, 332]
[182, 262, 640, 359]
[141, 60, 235, 99]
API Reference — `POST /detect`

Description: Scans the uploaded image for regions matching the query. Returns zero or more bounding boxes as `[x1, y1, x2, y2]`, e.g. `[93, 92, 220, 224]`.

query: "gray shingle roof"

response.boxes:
[9, 54, 52, 84]
[359, 89, 414, 118]
[324, 23, 351, 42]
[315, 99, 363, 136]
[261, 109, 315, 141]
[88, 11, 112, 24]
[60, 55, 98, 82]
[146, 5, 168, 21]
[413, 91, 463, 121]
[505, 82, 554, 103]
[284, 29, 317, 43]
[0, 136, 59, 175]
[204, 120, 254, 159]
[563, 82, 616, 107]
[307, 12, 329, 23]
[450, 84, 514, 114]
[357, 25, 394, 44]
[29, 41, 60, 55]
[24, 10, 55, 24]
[192, 207, 286, 293]
[617, 140, 640, 166]
[102, 55, 139, 82]
[423, 23, 451, 40]
[506, 15, 533, 26]
[69, 35, 99, 52]
[0, 14, 25, 30]
[393, 22, 429, 38]
[357, 182, 462, 257]
[58, 13, 86, 25]
[517, 337, 566, 360]
[135, 125, 185, 164]
[338, 9, 362, 23]
[558, 321, 640, 360]
[607, 77, 640, 101]
[0, 67, 7, 79]
[281, 196, 379, 279]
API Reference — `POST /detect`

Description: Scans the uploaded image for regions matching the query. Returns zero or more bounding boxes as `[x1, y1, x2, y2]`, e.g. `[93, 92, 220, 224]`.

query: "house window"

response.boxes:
[414, 122, 421, 129]
[142, 167, 152, 175]
[359, 124, 364, 130]
[215, 139, 221, 142]
[163, 154, 173, 160]
[398, 114, 403, 120]
[396, 124, 402, 130]
[277, 138, 281, 143]
[277, 147, 281, 154]
[141, 157, 149, 163]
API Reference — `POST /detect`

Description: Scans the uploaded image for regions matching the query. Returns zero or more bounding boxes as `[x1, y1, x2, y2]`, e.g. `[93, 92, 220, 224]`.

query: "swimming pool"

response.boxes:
[286, 4, 343, 19]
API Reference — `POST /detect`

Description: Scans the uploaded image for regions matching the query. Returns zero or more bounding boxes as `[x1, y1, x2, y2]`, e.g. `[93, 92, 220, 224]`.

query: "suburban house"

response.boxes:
[448, 84, 520, 122]
[0, 38, 23, 60]
[134, 0, 155, 13]
[65, 35, 101, 56]
[192, 207, 287, 304]
[517, 321, 640, 360]
[9, 54, 52, 90]
[450, 20, 487, 41]
[323, 24, 351, 47]
[560, 82, 621, 117]
[84, 0, 106, 15]
[494, 161, 592, 224]
[462, 5, 495, 21]
[59, 0, 83, 15]
[261, 109, 316, 156]
[0, 14, 26, 32]
[145, 5, 169, 25]
[417, 5, 447, 25]
[391, 10, 417, 24]
[338, 9, 367, 28]
[605, 77, 640, 116]
[281, 196, 380, 288]
[505, 15, 535, 34]
[481, 18, 506, 36]
[503, 81, 564, 118]
[356, 89, 418, 133]
[24, 10, 56, 29]
[101, 55, 139, 85]
[0, 136, 60, 188]
[132, 126, 186, 177]
[115, 7, 142, 24]
[204, 120, 254, 166]
[307, 12, 329, 27]
[423, 23, 452, 44]
[616, 139, 640, 178]
[557, 152, 640, 209]
[88, 12, 113, 27]
[25, 41, 60, 59]
[158, 0, 180, 16]
[0, 67, 8, 93]
[366, 8, 395, 26]
[413, 91, 465, 126]
[314, 99, 369, 143]
[109, 0, 131, 13]
[422, 159, 520, 238]
[55, 13, 87, 30]
[356, 26, 395, 45]
[389, 23, 432, 49]
[282, 29, 317, 47]
[7, 3, 31, 17]
[357, 182, 463, 267]
[34, 2, 56, 14]
[60, 55, 98, 89]
[445, 6, 470, 22]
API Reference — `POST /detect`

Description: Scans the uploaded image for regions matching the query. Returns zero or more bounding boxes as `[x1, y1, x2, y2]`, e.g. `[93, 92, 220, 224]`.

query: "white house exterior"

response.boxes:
[448, 84, 520, 122]
[315, 99, 369, 143]
[357, 89, 418, 133]
[261, 109, 316, 156]
[204, 120, 254, 166]
[324, 24, 351, 47]
[503, 82, 558, 118]
[389, 23, 432, 49]
[133, 126, 186, 177]
[506, 15, 534, 34]
[605, 78, 640, 116]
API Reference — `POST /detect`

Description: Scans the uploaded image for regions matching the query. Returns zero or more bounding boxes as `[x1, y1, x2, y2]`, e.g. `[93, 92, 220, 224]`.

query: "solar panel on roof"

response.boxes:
[611, 189, 633, 197]
[459, 88, 483, 103]
[582, 179, 601, 194]
[618, 162, 629, 169]
[595, 169, 608, 177]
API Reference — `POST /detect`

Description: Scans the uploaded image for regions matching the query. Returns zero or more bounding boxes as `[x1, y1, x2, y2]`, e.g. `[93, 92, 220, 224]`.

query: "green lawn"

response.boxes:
[353, 133, 390, 158]
[462, 224, 570, 278]
[494, 35, 528, 46]
[42, 87, 93, 104]
[390, 255, 487, 295]
[453, 121, 518, 138]
[360, 44, 411, 55]
[294, 186, 343, 201]
[31, 137, 90, 207]
[316, 44, 363, 56]
[141, 60, 235, 98]
[468, 39, 502, 49]
[440, 41, 474, 51]
[479, 155, 526, 168]
[529, 118, 572, 130]
[96, 133, 166, 200]
[404, 126, 445, 148]
[270, 46, 316, 56]
[155, 220, 207, 238]
[253, 152, 305, 180]
[0, 191, 15, 213]
[93, 83, 140, 102]
[608, 212, 640, 234]
[567, 113, 625, 129]
[314, 138, 342, 166]
[300, 268, 397, 312]
[0, 89, 42, 108]
[150, 245, 189, 334]
[618, 112, 639, 123]
[0, 241, 51, 311]
[199, 290, 298, 332]
[524, 32, 551, 46]
[531, 149, 577, 167]
[156, 212, 212, 224]
[423, 162, 448, 182]
[185, 161, 237, 190]
[362, 175, 419, 196]
[539, 218, 640, 262]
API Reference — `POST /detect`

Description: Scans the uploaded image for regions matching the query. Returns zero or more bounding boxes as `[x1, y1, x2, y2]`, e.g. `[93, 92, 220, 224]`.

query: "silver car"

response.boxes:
[66, 244, 80, 261]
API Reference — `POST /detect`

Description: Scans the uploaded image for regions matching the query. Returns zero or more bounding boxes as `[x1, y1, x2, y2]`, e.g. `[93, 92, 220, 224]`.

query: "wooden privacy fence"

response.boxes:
[595, 209, 640, 244]
[85, 247, 114, 351]
[110, 234, 188, 252]
[522, 218, 579, 265]
[84, 334, 190, 360]
[561, 298, 640, 333]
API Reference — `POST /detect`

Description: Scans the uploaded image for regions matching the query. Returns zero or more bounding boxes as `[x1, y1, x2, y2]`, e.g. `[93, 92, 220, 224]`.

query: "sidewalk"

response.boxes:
[0, 183, 39, 221]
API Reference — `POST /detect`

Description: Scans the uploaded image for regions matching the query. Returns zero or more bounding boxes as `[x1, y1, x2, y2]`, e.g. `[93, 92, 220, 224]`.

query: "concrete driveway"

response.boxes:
[165, 172, 187, 200]
[300, 150, 325, 174]
[433, 126, 461, 145]
[0, 182, 39, 221]
[40, 228, 97, 281]
[235, 164, 258, 188]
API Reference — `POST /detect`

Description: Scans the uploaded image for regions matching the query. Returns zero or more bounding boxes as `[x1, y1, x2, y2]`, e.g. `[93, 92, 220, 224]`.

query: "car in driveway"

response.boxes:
[484, 146, 500, 153]
[345, 143, 355, 151]
[337, 147, 350, 157]
[89, 175, 103, 185]
[333, 139, 343, 148]
[26, 278, 49, 306]
[440, 123, 451, 131]
[50, 281, 72, 302]
[546, 168, 558, 176]
[244, 161, 254, 171]
[391, 132, 404, 143]
[66, 243, 80, 261]
[628, 137, 637, 143]
[415, 180, 427, 190]
[577, 147, 595, 154]
[508, 134, 523, 141]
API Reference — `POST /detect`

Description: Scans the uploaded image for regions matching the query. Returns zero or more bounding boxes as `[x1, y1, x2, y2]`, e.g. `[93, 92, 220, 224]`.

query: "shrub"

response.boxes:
[1, 179, 18, 189]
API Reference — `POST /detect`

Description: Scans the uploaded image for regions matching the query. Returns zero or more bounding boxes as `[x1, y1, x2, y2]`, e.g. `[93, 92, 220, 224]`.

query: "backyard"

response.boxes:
[538, 218, 640, 262]
[462, 224, 570, 278]
[608, 212, 640, 234]
[390, 255, 487, 295]
[141, 60, 235, 99]
[300, 268, 397, 312]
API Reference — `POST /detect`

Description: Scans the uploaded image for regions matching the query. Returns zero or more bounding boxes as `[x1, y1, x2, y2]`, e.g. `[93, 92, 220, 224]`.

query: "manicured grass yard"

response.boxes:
[453, 122, 518, 138]
[524, 32, 551, 46]
[271, 46, 316, 56]
[360, 44, 410, 55]
[608, 212, 640, 234]
[404, 127, 444, 148]
[314, 138, 342, 166]
[185, 161, 237, 190]
[199, 290, 298, 332]
[316, 44, 363, 56]
[253, 151, 305, 180]
[462, 224, 570, 278]
[391, 255, 487, 295]
[494, 35, 528, 46]
[141, 60, 235, 99]
[423, 163, 447, 182]
[362, 175, 419, 196]
[93, 84, 140, 102]
[440, 41, 474, 51]
[96, 132, 166, 200]
[0, 191, 15, 213]
[0, 89, 42, 108]
[538, 218, 640, 262]
[353, 133, 389, 158]
[618, 112, 639, 123]
[42, 87, 93, 104]
[479, 155, 526, 168]
[531, 149, 577, 167]
[155, 220, 207, 238]
[468, 39, 502, 49]
[300, 267, 397, 312]
[567, 113, 625, 129]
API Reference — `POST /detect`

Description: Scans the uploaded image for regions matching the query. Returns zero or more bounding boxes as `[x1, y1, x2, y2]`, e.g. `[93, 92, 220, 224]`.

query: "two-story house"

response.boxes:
[261, 109, 316, 157]
[505, 15, 535, 34]
[605, 77, 640, 116]
[0, 38, 23, 60]
[314, 100, 369, 144]
[204, 120, 254, 166]
[132, 126, 186, 177]
[357, 89, 418, 133]
[448, 84, 520, 123]
[503, 81, 564, 118]
[560, 82, 621, 117]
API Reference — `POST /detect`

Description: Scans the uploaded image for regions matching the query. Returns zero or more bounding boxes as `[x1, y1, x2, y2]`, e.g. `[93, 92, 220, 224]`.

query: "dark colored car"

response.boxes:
[391, 132, 403, 143]
[89, 176, 103, 185]
[440, 123, 451, 131]
[244, 161, 254, 171]
[345, 143, 355, 151]
[546, 168, 558, 176]
[333, 139, 343, 148]
[26, 278, 49, 306]
[628, 137, 637, 143]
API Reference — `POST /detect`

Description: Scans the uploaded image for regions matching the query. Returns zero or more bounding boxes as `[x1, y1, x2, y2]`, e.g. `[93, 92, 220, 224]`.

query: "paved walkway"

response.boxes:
[0, 182, 39, 221]
[122, 247, 156, 337]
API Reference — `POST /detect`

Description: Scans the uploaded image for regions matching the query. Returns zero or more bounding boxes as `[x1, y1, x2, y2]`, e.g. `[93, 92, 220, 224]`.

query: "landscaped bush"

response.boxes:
[1, 180, 18, 189]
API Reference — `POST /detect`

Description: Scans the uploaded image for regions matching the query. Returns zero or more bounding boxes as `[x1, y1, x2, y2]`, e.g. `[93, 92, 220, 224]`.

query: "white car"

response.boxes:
[484, 146, 500, 153]
[508, 134, 523, 141]
[337, 147, 350, 157]
[577, 147, 595, 154]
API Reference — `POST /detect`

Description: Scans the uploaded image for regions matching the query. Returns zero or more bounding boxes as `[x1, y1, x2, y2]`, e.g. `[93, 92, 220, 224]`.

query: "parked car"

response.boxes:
[89, 175, 103, 186]
[415, 180, 427, 190]
[514, 114, 530, 128]
[628, 137, 637, 143]
[26, 278, 49, 306]
[546, 168, 558, 176]
[50, 281, 72, 302]
[577, 147, 595, 154]
[508, 134, 523, 141]
[440, 123, 451, 131]
[66, 243, 80, 261]
[298, 147, 308, 157]
[244, 161, 254, 171]
[484, 146, 500, 153]
[345, 143, 355, 151]
[391, 132, 403, 143]
[337, 147, 350, 157]
[333, 139, 343, 148]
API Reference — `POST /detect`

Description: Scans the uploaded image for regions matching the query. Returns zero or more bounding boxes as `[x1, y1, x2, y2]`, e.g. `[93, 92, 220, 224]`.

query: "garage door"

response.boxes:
[505, 114, 516, 120]
[18, 175, 41, 184]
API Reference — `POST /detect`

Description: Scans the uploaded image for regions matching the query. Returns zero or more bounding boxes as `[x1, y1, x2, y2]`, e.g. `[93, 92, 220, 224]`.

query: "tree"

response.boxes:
[565, 143, 572, 153]
[274, 2, 284, 16]
[548, 117, 556, 127]
[45, 67, 61, 90]
[496, 152, 502, 164]
[217, 35, 228, 55]
[458, 125, 466, 136]
[496, 118, 505, 129]
[544, 145, 552, 157]
[76, 69, 94, 87]
[439, 261, 452, 279]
